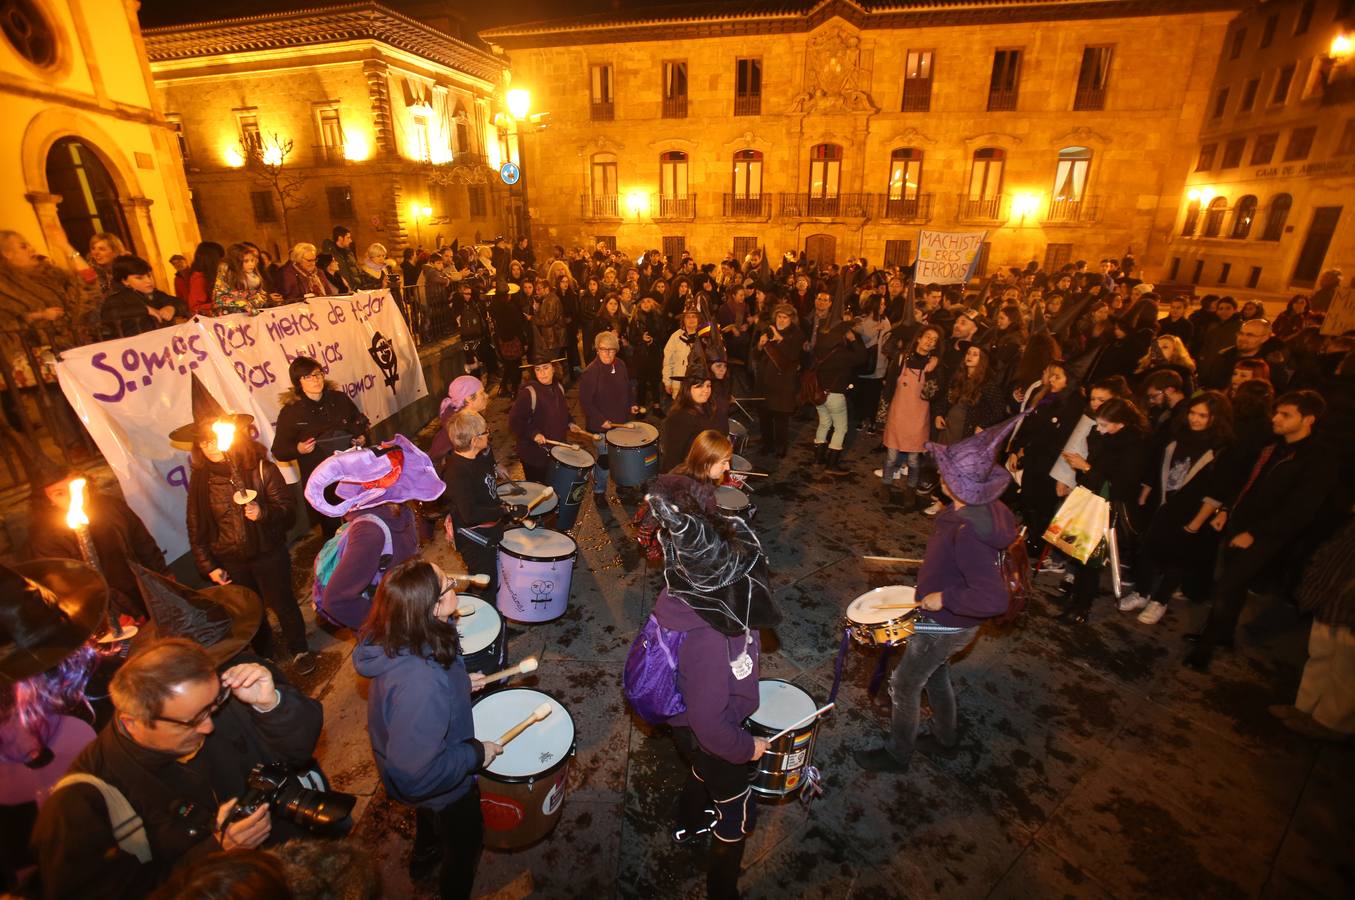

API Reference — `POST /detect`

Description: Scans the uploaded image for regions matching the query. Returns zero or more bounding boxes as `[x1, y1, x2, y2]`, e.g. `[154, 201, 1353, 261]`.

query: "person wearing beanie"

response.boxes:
[855, 416, 1022, 774]
[272, 356, 370, 538]
[579, 331, 640, 498]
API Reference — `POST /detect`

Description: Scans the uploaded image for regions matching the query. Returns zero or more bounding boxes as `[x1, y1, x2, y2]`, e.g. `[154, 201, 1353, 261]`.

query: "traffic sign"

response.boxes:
[500, 162, 521, 185]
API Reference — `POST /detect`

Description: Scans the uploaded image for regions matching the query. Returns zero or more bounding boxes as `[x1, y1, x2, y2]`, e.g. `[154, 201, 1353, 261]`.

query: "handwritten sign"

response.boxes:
[914, 230, 989, 284]
[1321, 287, 1355, 337]
[56, 291, 427, 561]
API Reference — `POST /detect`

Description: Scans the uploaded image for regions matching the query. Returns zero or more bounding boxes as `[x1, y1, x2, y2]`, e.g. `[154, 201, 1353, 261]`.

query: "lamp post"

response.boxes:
[506, 88, 532, 245]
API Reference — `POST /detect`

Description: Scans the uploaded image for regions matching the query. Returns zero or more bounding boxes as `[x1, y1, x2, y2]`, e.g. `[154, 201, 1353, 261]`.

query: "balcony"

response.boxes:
[779, 193, 871, 219]
[1073, 87, 1106, 111]
[987, 89, 1018, 112]
[590, 100, 614, 121]
[734, 94, 761, 116]
[958, 194, 1006, 221]
[580, 194, 621, 219]
[901, 80, 932, 112]
[722, 193, 771, 219]
[1045, 196, 1101, 224]
[879, 193, 933, 222]
[654, 194, 697, 220]
[662, 96, 688, 119]
[313, 144, 348, 165]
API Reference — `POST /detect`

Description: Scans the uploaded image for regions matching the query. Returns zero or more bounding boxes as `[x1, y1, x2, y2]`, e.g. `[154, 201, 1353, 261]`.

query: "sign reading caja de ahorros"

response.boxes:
[56, 291, 427, 561]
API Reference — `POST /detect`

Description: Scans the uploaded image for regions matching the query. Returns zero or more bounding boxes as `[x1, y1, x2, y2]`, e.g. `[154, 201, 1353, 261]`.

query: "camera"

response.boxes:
[227, 763, 355, 834]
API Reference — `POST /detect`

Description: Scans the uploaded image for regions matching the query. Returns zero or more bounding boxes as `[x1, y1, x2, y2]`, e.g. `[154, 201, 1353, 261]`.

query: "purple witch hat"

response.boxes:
[925, 413, 1025, 505]
[304, 433, 445, 517]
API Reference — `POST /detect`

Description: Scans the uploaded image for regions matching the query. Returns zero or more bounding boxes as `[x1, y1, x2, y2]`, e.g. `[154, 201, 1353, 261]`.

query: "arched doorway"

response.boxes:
[805, 233, 835, 267]
[44, 137, 131, 253]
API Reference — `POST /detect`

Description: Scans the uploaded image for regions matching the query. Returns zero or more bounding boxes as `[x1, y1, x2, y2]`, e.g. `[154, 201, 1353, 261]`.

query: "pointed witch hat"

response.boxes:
[1, 560, 108, 685]
[131, 564, 261, 665]
[925, 413, 1026, 506]
[168, 374, 254, 444]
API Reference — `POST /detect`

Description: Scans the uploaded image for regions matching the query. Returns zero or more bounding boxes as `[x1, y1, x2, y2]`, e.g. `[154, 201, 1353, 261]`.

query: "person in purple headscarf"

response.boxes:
[855, 415, 1022, 773]
[427, 375, 492, 469]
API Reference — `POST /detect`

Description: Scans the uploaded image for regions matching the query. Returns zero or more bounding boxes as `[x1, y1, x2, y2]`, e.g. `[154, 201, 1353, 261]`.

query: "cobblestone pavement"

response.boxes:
[285, 389, 1353, 900]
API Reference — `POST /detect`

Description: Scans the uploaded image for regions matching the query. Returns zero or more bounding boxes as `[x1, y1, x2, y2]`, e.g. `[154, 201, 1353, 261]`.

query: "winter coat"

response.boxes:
[663, 329, 697, 385]
[1225, 436, 1338, 547]
[627, 309, 666, 378]
[916, 502, 1018, 628]
[754, 323, 803, 413]
[661, 404, 718, 472]
[579, 356, 634, 431]
[321, 238, 361, 291]
[275, 261, 331, 301]
[99, 286, 184, 335]
[271, 387, 370, 488]
[531, 291, 566, 351]
[1077, 426, 1148, 505]
[507, 380, 573, 470]
[811, 323, 867, 395]
[490, 297, 527, 348]
[186, 444, 295, 575]
[0, 259, 97, 332]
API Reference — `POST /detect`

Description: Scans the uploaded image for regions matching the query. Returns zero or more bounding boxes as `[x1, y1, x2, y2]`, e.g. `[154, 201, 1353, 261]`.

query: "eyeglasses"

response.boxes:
[300, 372, 325, 381]
[154, 683, 231, 729]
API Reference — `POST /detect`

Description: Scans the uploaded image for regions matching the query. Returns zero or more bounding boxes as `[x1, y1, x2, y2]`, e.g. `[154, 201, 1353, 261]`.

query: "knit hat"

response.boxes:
[304, 434, 445, 517]
[169, 374, 253, 444]
[1, 560, 108, 685]
[441, 375, 484, 417]
[132, 564, 261, 665]
[925, 414, 1024, 505]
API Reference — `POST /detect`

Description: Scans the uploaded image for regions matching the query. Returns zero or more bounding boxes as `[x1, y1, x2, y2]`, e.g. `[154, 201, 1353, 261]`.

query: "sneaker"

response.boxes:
[1137, 601, 1168, 625]
[1038, 559, 1066, 575]
[671, 808, 716, 844]
[291, 651, 318, 676]
[923, 500, 945, 516]
[873, 468, 884, 478]
[1117, 592, 1149, 613]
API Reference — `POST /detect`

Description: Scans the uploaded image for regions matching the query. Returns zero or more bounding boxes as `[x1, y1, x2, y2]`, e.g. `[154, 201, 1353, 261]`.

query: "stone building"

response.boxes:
[1165, 0, 1354, 299]
[142, 3, 517, 261]
[1, 0, 197, 284]
[481, 0, 1240, 277]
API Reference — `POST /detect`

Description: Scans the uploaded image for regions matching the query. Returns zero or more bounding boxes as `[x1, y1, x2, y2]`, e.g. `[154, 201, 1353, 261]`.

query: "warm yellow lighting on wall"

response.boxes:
[261, 144, 283, 166]
[507, 88, 531, 120]
[1331, 33, 1353, 61]
[1011, 193, 1040, 218]
[1187, 186, 1216, 203]
[421, 205, 432, 217]
[224, 146, 245, 168]
[343, 134, 370, 161]
[625, 191, 650, 217]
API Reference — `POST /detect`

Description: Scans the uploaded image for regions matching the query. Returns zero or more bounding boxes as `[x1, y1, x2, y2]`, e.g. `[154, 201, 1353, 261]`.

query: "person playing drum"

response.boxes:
[427, 375, 497, 470]
[578, 331, 639, 499]
[854, 416, 1024, 774]
[507, 350, 593, 483]
[640, 437, 779, 900]
[354, 559, 501, 899]
[660, 361, 719, 473]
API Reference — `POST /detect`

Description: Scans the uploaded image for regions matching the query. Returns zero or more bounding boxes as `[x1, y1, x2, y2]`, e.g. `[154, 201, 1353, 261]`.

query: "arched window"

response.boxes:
[1052, 147, 1092, 201]
[1181, 200, 1201, 236]
[1202, 197, 1228, 237]
[45, 137, 131, 253]
[965, 147, 1005, 218]
[659, 151, 688, 198]
[887, 148, 923, 218]
[590, 152, 618, 217]
[1230, 195, 1258, 239]
[808, 143, 842, 215]
[1261, 193, 1291, 241]
[730, 149, 764, 215]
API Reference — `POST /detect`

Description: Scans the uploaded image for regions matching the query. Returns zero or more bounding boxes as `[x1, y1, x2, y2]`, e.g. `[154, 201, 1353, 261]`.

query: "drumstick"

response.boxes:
[526, 488, 556, 512]
[480, 656, 539, 685]
[451, 573, 492, 589]
[862, 555, 924, 568]
[497, 702, 553, 746]
[542, 438, 580, 450]
[610, 422, 637, 429]
[875, 602, 921, 610]
[454, 604, 476, 617]
[729, 470, 769, 477]
[762, 703, 836, 743]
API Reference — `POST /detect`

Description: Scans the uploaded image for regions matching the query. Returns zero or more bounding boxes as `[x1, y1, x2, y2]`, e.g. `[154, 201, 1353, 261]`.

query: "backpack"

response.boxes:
[312, 514, 393, 628]
[50, 774, 151, 863]
[622, 613, 687, 725]
[993, 525, 1032, 625]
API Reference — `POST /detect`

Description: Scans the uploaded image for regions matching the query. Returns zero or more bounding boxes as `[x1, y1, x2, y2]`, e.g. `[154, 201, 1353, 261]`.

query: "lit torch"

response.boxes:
[212, 419, 257, 506]
[65, 477, 134, 642]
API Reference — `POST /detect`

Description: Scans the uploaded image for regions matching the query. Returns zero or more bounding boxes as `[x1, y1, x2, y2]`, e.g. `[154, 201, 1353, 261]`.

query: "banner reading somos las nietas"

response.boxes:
[913, 229, 989, 285]
[56, 291, 427, 561]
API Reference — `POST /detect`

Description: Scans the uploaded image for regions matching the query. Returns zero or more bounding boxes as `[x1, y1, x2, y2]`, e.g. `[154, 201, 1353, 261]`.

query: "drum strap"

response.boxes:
[827, 628, 851, 705]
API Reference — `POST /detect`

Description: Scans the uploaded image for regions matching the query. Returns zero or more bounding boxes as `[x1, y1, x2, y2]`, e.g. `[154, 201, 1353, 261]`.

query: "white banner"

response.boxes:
[56, 291, 427, 561]
[914, 229, 989, 284]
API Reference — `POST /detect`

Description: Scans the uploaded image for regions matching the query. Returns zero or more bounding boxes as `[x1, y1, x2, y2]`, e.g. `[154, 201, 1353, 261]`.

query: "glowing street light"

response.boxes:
[1331, 33, 1353, 61]
[625, 190, 650, 218]
[507, 88, 531, 121]
[225, 145, 245, 168]
[1011, 192, 1040, 222]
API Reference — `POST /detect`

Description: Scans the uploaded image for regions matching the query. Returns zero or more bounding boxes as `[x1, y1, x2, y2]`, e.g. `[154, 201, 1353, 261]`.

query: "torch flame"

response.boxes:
[65, 477, 89, 528]
[212, 420, 236, 454]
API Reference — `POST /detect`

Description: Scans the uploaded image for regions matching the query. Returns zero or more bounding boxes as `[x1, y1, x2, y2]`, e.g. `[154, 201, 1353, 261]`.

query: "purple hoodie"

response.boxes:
[654, 589, 760, 764]
[324, 503, 420, 630]
[916, 501, 1018, 628]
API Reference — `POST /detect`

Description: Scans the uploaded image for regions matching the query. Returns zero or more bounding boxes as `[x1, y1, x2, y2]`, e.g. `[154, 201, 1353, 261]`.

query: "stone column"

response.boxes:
[364, 60, 396, 160]
[120, 196, 165, 282]
[25, 191, 72, 266]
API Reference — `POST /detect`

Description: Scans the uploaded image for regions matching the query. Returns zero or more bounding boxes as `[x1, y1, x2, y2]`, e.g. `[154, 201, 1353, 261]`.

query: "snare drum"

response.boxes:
[496, 528, 576, 623]
[715, 485, 753, 520]
[495, 481, 557, 517]
[455, 594, 507, 674]
[547, 445, 593, 531]
[729, 419, 749, 456]
[745, 680, 821, 797]
[606, 422, 660, 486]
[473, 688, 576, 849]
[726, 453, 753, 489]
[845, 585, 918, 647]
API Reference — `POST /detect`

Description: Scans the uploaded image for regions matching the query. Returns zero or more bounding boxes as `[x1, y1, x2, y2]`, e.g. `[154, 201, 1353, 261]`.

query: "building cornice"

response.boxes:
[142, 2, 503, 83]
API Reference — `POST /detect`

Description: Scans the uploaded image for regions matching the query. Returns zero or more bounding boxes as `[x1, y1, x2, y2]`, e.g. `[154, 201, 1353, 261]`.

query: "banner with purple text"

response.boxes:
[913, 230, 989, 284]
[56, 291, 427, 561]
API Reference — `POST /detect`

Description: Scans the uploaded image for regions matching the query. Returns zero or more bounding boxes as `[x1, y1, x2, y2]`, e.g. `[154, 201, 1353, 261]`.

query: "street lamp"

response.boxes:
[507, 89, 531, 121]
[505, 87, 533, 247]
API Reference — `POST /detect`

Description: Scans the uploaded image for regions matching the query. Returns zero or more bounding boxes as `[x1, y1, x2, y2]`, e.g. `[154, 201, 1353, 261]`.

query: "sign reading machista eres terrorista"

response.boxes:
[913, 230, 990, 285]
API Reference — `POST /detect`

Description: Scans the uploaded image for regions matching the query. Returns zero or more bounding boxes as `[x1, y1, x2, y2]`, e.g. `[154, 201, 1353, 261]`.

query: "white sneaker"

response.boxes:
[1138, 601, 1168, 625]
[1038, 559, 1066, 575]
[923, 500, 945, 516]
[1117, 592, 1149, 613]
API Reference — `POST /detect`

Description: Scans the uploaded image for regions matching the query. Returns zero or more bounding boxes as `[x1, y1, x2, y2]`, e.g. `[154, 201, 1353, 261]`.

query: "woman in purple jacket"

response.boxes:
[646, 433, 779, 900]
[506, 349, 592, 483]
[856, 415, 1023, 774]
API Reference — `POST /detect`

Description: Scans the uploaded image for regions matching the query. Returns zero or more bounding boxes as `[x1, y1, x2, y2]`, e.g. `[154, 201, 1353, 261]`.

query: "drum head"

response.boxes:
[473, 688, 576, 779]
[550, 445, 594, 468]
[500, 527, 578, 559]
[607, 422, 658, 448]
[729, 420, 748, 438]
[749, 680, 817, 730]
[846, 585, 918, 624]
[496, 482, 556, 514]
[716, 486, 749, 510]
[456, 595, 501, 655]
[731, 454, 751, 473]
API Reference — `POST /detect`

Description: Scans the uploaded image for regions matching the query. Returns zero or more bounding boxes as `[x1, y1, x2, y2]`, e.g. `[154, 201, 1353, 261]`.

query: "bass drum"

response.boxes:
[496, 528, 577, 623]
[606, 422, 660, 486]
[473, 688, 576, 850]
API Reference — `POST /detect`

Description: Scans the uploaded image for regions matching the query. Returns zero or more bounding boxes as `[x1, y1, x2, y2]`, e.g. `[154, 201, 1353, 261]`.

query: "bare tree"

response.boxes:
[242, 133, 310, 249]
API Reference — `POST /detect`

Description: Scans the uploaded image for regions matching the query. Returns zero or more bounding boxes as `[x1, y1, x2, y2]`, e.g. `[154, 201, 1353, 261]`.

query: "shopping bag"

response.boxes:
[1043, 485, 1110, 563]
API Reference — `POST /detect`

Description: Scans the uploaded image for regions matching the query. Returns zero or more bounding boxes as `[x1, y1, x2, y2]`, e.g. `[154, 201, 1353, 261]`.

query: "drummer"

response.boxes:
[427, 375, 493, 469]
[440, 410, 529, 599]
[660, 361, 719, 473]
[578, 331, 639, 499]
[507, 349, 593, 483]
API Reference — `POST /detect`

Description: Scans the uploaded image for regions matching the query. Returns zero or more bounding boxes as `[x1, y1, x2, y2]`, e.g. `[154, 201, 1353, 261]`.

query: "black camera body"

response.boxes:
[228, 763, 355, 834]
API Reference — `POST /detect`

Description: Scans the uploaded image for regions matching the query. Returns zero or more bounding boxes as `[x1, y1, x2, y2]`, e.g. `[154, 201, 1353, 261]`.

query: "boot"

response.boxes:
[895, 484, 918, 510]
[824, 448, 850, 476]
[813, 443, 828, 465]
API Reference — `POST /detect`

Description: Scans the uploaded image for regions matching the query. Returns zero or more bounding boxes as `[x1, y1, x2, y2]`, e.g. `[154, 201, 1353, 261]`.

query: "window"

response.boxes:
[1231, 195, 1258, 238]
[1218, 262, 1232, 284]
[808, 143, 842, 214]
[1050, 146, 1092, 220]
[663, 61, 688, 118]
[590, 64, 614, 120]
[237, 113, 262, 153]
[316, 107, 344, 163]
[1191, 259, 1205, 285]
[453, 104, 470, 155]
[1284, 125, 1316, 161]
[1260, 14, 1278, 48]
[1220, 138, 1247, 169]
[988, 49, 1022, 111]
[1336, 118, 1355, 156]
[1202, 196, 1228, 237]
[1182, 200, 1202, 235]
[1044, 243, 1073, 272]
[662, 236, 686, 260]
[729, 150, 764, 215]
[1196, 143, 1217, 171]
[1239, 78, 1260, 112]
[250, 191, 277, 224]
[1, 0, 56, 68]
[884, 240, 912, 268]
[966, 148, 1005, 218]
[1295, 1, 1315, 34]
[732, 237, 759, 261]
[326, 185, 354, 219]
[1248, 266, 1262, 287]
[1211, 87, 1229, 119]
[1229, 28, 1247, 60]
[902, 50, 933, 112]
[1074, 45, 1113, 110]
[974, 242, 992, 277]
[165, 114, 190, 162]
[468, 185, 487, 217]
[410, 114, 430, 161]
[45, 138, 132, 253]
[1251, 133, 1279, 165]
[1169, 257, 1181, 281]
[594, 235, 617, 253]
[1272, 64, 1295, 105]
[660, 151, 689, 198]
[735, 58, 761, 116]
[590, 152, 618, 217]
[887, 148, 923, 216]
[1261, 193, 1292, 240]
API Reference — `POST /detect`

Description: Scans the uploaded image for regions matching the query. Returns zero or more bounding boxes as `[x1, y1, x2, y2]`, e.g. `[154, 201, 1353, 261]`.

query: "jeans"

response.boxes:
[887, 627, 978, 763]
[412, 786, 483, 900]
[814, 392, 849, 449]
[223, 547, 309, 657]
[592, 434, 610, 492]
[883, 449, 922, 486]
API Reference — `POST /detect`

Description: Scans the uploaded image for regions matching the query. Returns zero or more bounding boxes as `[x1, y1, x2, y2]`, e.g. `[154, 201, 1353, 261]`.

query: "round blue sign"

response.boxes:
[500, 162, 521, 185]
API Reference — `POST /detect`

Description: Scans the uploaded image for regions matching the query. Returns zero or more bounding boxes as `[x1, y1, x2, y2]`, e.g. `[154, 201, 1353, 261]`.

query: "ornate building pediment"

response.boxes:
[963, 132, 1023, 147]
[1053, 126, 1113, 147]
[723, 131, 773, 152]
[647, 137, 700, 152]
[886, 126, 937, 147]
[578, 136, 625, 157]
[788, 22, 878, 116]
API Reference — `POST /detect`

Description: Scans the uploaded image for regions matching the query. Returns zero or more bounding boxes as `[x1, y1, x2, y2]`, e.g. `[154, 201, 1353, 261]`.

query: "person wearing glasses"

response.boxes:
[276, 242, 332, 301]
[32, 638, 323, 898]
[439, 409, 527, 599]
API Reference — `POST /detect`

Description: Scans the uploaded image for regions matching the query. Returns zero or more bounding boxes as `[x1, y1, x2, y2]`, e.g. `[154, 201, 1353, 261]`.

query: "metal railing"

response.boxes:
[313, 144, 347, 164]
[396, 282, 460, 347]
[901, 80, 932, 112]
[780, 193, 871, 218]
[580, 194, 621, 219]
[958, 194, 1005, 220]
[654, 194, 697, 219]
[590, 100, 614, 121]
[662, 96, 688, 118]
[722, 194, 771, 219]
[734, 94, 761, 116]
[1046, 196, 1101, 224]
[1073, 87, 1106, 111]
[879, 194, 933, 221]
[987, 89, 1018, 111]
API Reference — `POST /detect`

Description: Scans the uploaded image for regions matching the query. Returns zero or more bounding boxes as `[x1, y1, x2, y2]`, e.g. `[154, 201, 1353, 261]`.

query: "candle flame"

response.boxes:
[212, 420, 236, 454]
[66, 477, 89, 528]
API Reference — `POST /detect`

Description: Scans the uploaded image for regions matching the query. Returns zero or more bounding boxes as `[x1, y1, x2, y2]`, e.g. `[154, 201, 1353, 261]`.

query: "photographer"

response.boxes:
[31, 638, 324, 899]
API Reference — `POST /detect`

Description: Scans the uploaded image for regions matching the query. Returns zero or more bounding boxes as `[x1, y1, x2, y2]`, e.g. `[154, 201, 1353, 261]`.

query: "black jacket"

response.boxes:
[661, 404, 717, 472]
[99, 287, 186, 336]
[811, 323, 867, 395]
[1227, 436, 1337, 547]
[186, 444, 295, 574]
[1077, 425, 1148, 505]
[271, 387, 370, 487]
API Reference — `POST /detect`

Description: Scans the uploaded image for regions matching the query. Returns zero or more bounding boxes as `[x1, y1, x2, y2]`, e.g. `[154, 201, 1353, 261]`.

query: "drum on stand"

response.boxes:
[745, 680, 821, 797]
[456, 594, 507, 674]
[726, 453, 754, 490]
[547, 445, 593, 531]
[473, 688, 576, 850]
[729, 419, 749, 456]
[606, 422, 660, 486]
[496, 528, 576, 623]
[715, 485, 754, 520]
[496, 481, 558, 517]
[845, 585, 918, 647]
